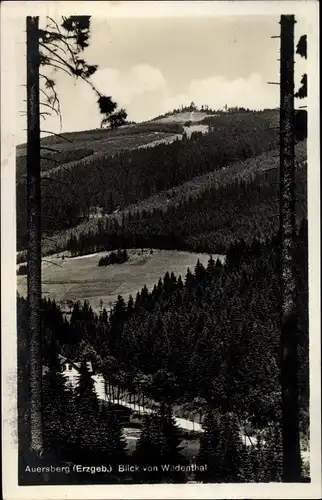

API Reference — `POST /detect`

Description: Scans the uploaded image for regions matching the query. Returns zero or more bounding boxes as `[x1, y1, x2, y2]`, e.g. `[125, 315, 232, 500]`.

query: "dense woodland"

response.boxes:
[65, 160, 306, 258]
[16, 112, 279, 250]
[17, 224, 309, 483]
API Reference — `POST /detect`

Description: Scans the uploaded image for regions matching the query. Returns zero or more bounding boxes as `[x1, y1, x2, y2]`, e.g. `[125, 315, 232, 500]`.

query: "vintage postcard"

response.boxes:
[1, 1, 321, 499]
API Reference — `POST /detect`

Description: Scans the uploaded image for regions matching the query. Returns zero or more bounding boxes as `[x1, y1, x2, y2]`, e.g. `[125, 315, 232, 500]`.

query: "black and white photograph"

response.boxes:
[1, 1, 321, 499]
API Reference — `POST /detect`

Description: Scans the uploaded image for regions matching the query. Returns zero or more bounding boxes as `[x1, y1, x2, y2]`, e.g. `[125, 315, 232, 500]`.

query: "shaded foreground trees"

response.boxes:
[17, 224, 309, 483]
[132, 412, 186, 483]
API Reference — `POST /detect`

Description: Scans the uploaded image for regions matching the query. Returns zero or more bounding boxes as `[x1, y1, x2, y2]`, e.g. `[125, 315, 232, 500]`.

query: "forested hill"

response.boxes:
[17, 224, 309, 437]
[17, 110, 281, 252]
[19, 140, 306, 260]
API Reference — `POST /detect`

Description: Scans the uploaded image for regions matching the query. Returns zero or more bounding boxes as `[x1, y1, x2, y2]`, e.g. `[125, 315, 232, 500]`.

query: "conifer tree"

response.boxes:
[96, 403, 127, 467]
[262, 422, 283, 481]
[214, 412, 245, 482]
[223, 413, 245, 482]
[196, 408, 221, 482]
[133, 412, 186, 483]
[72, 362, 100, 463]
[42, 366, 75, 461]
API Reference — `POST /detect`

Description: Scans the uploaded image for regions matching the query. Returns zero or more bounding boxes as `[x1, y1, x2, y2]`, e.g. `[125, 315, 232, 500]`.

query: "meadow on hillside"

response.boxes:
[17, 249, 222, 312]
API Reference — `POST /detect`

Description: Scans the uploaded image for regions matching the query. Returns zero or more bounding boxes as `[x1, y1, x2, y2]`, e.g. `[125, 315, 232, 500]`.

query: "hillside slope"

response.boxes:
[16, 122, 184, 181]
[16, 139, 306, 259]
[16, 110, 280, 252]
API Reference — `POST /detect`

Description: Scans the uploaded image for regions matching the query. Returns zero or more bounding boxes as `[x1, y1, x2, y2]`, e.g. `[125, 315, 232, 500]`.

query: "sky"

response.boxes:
[14, 8, 309, 145]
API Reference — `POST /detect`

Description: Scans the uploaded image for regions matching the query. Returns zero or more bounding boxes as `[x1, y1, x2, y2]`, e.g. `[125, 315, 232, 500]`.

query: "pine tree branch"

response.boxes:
[40, 112, 52, 120]
[40, 88, 53, 103]
[45, 40, 68, 56]
[40, 42, 101, 98]
[46, 17, 79, 65]
[39, 74, 62, 127]
[40, 146, 60, 153]
[43, 259, 64, 268]
[41, 56, 73, 77]
[40, 41, 76, 74]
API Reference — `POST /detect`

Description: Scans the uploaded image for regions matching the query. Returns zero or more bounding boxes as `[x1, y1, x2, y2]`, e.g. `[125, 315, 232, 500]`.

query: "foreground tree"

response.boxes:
[96, 403, 128, 468]
[279, 14, 302, 480]
[133, 412, 186, 483]
[195, 408, 221, 482]
[27, 16, 42, 457]
[197, 411, 245, 482]
[42, 365, 75, 461]
[72, 362, 101, 463]
[26, 15, 127, 457]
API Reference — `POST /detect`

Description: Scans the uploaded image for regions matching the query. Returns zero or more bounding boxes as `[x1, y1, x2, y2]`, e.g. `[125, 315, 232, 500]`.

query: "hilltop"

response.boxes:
[16, 108, 279, 180]
[16, 107, 307, 260]
[16, 109, 281, 251]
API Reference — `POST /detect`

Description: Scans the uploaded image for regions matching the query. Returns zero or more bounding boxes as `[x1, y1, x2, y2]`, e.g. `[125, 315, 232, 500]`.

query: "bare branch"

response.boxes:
[40, 30, 76, 41]
[45, 41, 68, 56]
[47, 161, 83, 188]
[39, 42, 76, 76]
[46, 17, 63, 35]
[40, 130, 73, 143]
[40, 41, 101, 98]
[43, 259, 64, 268]
[40, 88, 53, 103]
[40, 112, 52, 120]
[40, 101, 60, 117]
[41, 57, 73, 77]
[39, 73, 62, 128]
[39, 73, 55, 86]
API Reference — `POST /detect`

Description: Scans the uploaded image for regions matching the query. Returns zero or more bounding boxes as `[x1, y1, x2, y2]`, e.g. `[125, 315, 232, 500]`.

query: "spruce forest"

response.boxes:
[16, 13, 310, 488]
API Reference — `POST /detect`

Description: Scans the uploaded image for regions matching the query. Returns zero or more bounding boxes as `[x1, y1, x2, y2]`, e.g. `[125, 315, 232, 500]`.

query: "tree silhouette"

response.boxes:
[25, 15, 127, 457]
[132, 412, 186, 483]
[196, 408, 222, 482]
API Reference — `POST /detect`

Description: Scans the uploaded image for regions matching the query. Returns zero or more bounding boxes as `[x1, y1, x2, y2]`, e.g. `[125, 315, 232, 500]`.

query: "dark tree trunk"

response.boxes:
[279, 14, 302, 481]
[26, 16, 43, 457]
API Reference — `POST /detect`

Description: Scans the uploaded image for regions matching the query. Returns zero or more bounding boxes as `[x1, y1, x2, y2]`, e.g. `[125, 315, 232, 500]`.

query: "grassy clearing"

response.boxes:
[153, 111, 218, 124]
[16, 122, 183, 152]
[17, 249, 223, 312]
